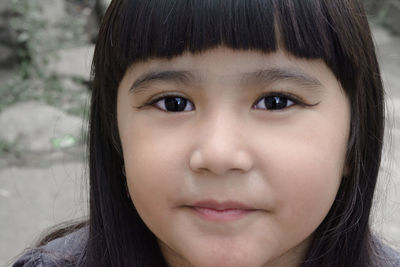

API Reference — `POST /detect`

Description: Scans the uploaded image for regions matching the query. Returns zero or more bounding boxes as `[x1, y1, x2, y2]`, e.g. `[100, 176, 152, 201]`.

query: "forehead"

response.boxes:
[131, 48, 302, 72]
[123, 47, 336, 89]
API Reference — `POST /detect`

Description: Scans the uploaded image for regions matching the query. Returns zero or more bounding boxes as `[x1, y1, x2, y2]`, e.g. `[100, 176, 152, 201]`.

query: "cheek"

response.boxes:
[254, 112, 349, 230]
[271, 130, 345, 198]
[120, 123, 186, 224]
[271, 151, 342, 225]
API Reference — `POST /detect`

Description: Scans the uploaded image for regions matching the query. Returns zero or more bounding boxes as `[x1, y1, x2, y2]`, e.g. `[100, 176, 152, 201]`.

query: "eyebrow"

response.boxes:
[130, 70, 196, 94]
[240, 68, 322, 88]
[129, 67, 322, 94]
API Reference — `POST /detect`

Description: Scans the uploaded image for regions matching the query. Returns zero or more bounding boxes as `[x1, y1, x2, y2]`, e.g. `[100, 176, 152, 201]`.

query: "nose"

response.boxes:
[189, 113, 254, 176]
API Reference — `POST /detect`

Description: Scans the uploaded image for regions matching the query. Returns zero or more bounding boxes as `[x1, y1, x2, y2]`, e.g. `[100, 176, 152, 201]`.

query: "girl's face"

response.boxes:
[117, 47, 350, 267]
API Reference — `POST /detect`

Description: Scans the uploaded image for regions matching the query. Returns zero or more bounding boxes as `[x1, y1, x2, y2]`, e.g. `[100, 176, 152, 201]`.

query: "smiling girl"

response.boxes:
[13, 0, 400, 266]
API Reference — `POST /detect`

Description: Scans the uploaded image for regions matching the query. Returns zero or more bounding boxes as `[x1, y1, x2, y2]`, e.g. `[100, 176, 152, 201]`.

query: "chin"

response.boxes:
[181, 247, 273, 267]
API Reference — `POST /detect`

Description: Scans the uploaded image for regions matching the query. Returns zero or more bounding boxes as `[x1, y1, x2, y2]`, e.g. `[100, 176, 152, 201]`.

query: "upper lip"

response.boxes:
[190, 199, 254, 210]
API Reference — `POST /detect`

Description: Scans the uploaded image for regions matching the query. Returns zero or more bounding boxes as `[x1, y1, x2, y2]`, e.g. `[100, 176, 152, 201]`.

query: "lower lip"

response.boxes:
[191, 207, 254, 222]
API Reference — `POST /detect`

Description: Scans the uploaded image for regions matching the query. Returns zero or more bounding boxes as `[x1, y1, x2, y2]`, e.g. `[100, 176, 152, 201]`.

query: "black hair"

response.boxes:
[43, 0, 386, 266]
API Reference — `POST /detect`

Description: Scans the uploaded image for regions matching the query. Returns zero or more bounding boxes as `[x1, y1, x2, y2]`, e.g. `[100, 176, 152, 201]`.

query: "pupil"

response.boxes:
[265, 96, 287, 110]
[165, 97, 187, 112]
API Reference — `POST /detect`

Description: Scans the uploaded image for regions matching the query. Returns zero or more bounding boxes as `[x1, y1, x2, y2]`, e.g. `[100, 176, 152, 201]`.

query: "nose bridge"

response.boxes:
[205, 110, 235, 144]
[189, 109, 253, 175]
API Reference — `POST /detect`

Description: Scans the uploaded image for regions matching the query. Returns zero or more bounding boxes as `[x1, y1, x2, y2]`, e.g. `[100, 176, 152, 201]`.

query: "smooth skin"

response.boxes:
[117, 47, 351, 267]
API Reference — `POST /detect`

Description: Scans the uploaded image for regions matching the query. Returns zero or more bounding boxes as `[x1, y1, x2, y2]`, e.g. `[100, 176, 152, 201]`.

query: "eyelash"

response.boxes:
[140, 92, 313, 112]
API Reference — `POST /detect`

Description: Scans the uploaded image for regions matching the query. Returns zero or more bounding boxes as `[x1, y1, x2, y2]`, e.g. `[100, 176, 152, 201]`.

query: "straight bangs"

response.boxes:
[98, 0, 372, 93]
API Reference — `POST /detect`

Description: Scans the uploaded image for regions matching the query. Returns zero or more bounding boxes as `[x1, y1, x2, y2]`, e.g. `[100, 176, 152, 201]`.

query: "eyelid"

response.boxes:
[145, 92, 192, 105]
[141, 92, 195, 112]
[253, 92, 317, 108]
[253, 92, 298, 107]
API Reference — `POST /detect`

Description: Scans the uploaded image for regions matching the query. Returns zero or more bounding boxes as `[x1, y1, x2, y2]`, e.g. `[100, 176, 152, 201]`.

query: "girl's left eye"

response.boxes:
[253, 95, 295, 110]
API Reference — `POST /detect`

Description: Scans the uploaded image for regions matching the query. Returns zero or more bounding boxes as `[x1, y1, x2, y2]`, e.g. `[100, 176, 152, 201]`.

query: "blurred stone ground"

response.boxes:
[0, 0, 399, 265]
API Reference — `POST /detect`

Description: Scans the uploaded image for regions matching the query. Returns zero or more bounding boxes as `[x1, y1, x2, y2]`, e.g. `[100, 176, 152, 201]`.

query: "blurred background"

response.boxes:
[0, 0, 399, 265]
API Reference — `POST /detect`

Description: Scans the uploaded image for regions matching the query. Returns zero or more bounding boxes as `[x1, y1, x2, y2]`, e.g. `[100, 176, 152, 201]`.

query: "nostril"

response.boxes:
[231, 167, 245, 173]
[196, 168, 210, 175]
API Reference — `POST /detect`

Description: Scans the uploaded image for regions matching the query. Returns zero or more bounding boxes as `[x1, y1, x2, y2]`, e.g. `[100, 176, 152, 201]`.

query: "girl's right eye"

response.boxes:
[151, 96, 195, 112]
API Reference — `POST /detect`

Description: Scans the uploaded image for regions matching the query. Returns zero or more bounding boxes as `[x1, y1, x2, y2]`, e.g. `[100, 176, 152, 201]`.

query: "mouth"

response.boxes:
[188, 200, 257, 222]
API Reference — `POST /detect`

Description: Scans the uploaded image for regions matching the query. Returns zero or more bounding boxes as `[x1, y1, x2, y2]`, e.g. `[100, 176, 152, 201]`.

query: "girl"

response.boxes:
[13, 0, 400, 266]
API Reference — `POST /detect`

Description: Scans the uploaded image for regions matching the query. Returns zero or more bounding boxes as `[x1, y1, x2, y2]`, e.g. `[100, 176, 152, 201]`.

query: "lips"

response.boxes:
[189, 200, 256, 222]
[192, 200, 253, 210]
